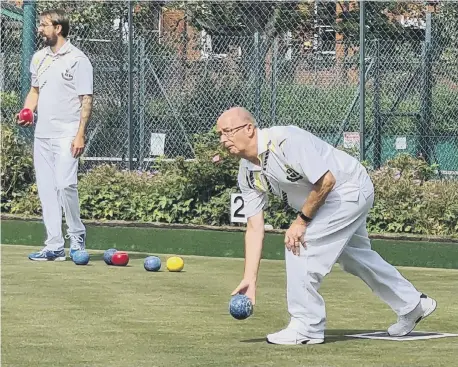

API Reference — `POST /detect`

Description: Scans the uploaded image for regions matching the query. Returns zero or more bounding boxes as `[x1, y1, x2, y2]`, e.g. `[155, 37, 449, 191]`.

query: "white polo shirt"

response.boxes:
[30, 40, 93, 138]
[237, 126, 374, 219]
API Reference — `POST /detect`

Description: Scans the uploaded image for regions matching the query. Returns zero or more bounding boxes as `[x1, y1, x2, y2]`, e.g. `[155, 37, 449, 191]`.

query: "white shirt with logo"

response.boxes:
[30, 41, 93, 138]
[237, 126, 374, 219]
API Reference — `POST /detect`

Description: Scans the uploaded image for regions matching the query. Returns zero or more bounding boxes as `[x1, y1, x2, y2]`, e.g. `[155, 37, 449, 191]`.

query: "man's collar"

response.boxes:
[244, 159, 261, 171]
[244, 128, 270, 171]
[45, 40, 72, 56]
[257, 128, 270, 156]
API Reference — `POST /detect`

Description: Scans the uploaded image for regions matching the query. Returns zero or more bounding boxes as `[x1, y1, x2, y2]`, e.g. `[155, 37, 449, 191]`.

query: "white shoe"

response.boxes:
[266, 327, 324, 345]
[388, 294, 437, 337]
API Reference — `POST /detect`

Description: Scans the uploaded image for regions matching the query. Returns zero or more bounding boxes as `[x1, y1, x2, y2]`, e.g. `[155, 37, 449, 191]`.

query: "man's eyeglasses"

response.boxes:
[219, 124, 248, 137]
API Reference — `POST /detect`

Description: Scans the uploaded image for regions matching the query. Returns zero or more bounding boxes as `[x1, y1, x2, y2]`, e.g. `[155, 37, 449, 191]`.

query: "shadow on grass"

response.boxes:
[241, 329, 381, 344]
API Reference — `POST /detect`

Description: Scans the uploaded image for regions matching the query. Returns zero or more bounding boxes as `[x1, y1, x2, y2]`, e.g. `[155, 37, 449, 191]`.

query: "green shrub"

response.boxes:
[367, 154, 458, 236]
[0, 91, 21, 122]
[1, 122, 34, 212]
[2, 128, 457, 238]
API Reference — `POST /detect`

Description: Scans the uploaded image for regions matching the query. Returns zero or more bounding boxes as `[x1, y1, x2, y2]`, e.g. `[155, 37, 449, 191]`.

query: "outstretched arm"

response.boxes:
[231, 210, 265, 304]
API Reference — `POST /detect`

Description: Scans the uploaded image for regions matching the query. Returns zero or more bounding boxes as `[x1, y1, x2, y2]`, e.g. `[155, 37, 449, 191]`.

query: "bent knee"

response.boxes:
[337, 252, 358, 274]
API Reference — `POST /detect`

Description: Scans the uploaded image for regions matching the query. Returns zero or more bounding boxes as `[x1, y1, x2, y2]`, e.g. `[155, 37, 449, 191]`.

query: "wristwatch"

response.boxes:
[299, 212, 312, 224]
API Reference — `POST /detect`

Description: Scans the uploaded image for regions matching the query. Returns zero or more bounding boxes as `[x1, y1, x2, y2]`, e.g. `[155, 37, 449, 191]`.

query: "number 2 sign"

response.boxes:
[230, 193, 247, 223]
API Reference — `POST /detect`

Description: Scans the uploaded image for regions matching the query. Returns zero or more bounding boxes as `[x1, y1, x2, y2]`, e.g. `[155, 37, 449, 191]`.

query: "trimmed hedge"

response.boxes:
[1, 122, 457, 238]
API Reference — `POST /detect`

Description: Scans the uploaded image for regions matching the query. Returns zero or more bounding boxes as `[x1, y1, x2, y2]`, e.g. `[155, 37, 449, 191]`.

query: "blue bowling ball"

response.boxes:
[144, 256, 161, 272]
[103, 248, 117, 265]
[229, 294, 253, 320]
[73, 250, 90, 265]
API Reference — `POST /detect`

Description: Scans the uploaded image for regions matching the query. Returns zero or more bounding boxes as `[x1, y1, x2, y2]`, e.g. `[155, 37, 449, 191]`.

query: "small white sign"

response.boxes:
[343, 132, 360, 149]
[346, 331, 458, 342]
[395, 137, 407, 150]
[230, 193, 247, 223]
[150, 133, 166, 156]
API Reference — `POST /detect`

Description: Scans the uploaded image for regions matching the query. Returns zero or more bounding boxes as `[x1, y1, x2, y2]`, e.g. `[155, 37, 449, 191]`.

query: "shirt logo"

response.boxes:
[285, 165, 303, 182]
[61, 70, 73, 81]
[61, 61, 77, 81]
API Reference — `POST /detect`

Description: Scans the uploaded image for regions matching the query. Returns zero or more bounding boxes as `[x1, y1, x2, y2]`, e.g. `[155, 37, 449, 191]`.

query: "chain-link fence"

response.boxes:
[1, 0, 457, 176]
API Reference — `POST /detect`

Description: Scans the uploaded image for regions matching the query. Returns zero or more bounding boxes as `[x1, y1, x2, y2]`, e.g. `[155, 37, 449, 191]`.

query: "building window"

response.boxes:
[314, 0, 336, 55]
[200, 30, 242, 59]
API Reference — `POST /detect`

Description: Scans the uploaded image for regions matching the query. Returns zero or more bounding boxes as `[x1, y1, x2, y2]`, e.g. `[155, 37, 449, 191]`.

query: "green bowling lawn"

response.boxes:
[2, 245, 457, 367]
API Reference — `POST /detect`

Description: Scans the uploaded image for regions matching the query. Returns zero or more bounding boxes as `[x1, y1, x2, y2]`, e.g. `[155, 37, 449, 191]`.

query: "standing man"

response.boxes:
[17, 9, 93, 261]
[216, 107, 436, 345]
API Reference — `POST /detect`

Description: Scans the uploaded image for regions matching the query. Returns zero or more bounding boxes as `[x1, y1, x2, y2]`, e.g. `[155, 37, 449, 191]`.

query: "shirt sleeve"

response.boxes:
[237, 166, 268, 219]
[284, 129, 331, 184]
[30, 55, 39, 88]
[75, 57, 93, 95]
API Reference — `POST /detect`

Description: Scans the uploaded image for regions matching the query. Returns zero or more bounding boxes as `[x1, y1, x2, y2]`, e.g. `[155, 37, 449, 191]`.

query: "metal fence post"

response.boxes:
[373, 39, 382, 169]
[127, 0, 134, 170]
[139, 37, 146, 168]
[21, 0, 36, 104]
[254, 31, 261, 124]
[359, 0, 366, 161]
[420, 11, 433, 164]
[270, 36, 278, 126]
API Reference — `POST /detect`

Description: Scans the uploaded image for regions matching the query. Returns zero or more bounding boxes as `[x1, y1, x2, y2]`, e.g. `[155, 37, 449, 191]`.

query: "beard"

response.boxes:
[42, 34, 58, 47]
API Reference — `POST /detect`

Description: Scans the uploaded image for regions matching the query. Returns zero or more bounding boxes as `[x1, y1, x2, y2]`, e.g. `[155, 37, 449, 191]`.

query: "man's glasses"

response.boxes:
[219, 124, 248, 137]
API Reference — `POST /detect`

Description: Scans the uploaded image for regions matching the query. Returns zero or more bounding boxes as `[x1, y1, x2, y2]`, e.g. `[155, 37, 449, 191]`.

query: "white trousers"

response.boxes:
[285, 192, 421, 339]
[34, 137, 85, 250]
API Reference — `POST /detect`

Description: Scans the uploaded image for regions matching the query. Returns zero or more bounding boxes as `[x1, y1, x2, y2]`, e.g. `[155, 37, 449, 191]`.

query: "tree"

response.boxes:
[169, 1, 314, 63]
[433, 1, 458, 62]
[334, 1, 427, 46]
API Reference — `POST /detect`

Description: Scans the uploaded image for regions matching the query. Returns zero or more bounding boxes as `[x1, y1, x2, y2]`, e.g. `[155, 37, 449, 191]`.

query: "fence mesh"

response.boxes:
[1, 0, 457, 176]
